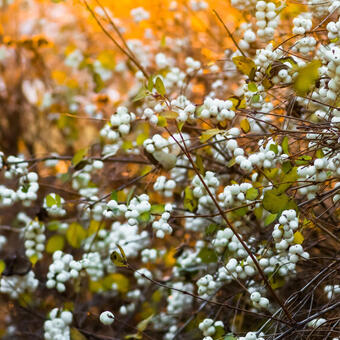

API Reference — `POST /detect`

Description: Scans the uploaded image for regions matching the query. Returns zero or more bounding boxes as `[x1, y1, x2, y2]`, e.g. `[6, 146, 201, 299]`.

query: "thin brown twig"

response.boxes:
[82, 0, 149, 78]
[166, 125, 295, 323]
[212, 9, 246, 57]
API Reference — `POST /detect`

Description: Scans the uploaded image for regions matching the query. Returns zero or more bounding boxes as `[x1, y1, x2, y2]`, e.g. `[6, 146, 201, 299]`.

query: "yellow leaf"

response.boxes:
[64, 301, 74, 311]
[116, 244, 127, 261]
[110, 244, 128, 267]
[228, 95, 246, 110]
[232, 56, 256, 77]
[18, 292, 32, 307]
[161, 111, 178, 119]
[110, 251, 128, 267]
[137, 314, 154, 332]
[46, 235, 65, 253]
[293, 60, 321, 96]
[151, 290, 162, 303]
[72, 148, 88, 167]
[163, 248, 176, 267]
[97, 50, 115, 70]
[200, 129, 221, 143]
[70, 328, 87, 340]
[66, 79, 78, 89]
[122, 140, 133, 150]
[294, 231, 304, 244]
[152, 151, 177, 170]
[104, 273, 130, 293]
[195, 154, 205, 175]
[29, 254, 39, 266]
[240, 119, 250, 133]
[117, 190, 126, 202]
[136, 133, 149, 146]
[89, 280, 102, 293]
[66, 223, 87, 248]
[125, 334, 142, 340]
[88, 220, 101, 236]
[155, 77, 166, 96]
[157, 116, 167, 127]
[52, 70, 67, 85]
[0, 260, 5, 275]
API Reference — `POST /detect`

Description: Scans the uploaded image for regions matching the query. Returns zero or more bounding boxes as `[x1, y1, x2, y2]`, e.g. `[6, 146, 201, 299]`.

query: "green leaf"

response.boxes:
[133, 86, 147, 102]
[228, 158, 236, 168]
[138, 211, 151, 223]
[195, 105, 204, 116]
[66, 223, 87, 248]
[277, 167, 298, 193]
[46, 194, 56, 207]
[251, 94, 260, 103]
[246, 187, 259, 200]
[264, 213, 278, 226]
[224, 335, 237, 340]
[281, 136, 289, 155]
[295, 155, 312, 165]
[282, 161, 292, 174]
[126, 187, 136, 205]
[111, 190, 118, 201]
[233, 206, 248, 217]
[248, 82, 258, 92]
[147, 76, 154, 91]
[254, 206, 263, 221]
[46, 235, 65, 253]
[72, 148, 88, 167]
[263, 190, 289, 214]
[60, 173, 71, 183]
[155, 77, 166, 96]
[205, 223, 218, 236]
[315, 149, 324, 158]
[198, 247, 217, 263]
[264, 167, 279, 180]
[285, 198, 298, 212]
[184, 186, 197, 212]
[269, 144, 278, 154]
[293, 60, 321, 96]
[150, 204, 165, 214]
[215, 326, 225, 339]
[47, 221, 61, 231]
[232, 56, 256, 77]
[55, 194, 61, 207]
[178, 121, 185, 131]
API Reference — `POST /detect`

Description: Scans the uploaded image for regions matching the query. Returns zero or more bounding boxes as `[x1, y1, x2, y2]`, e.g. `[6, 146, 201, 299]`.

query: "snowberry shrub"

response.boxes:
[0, 0, 339, 339]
